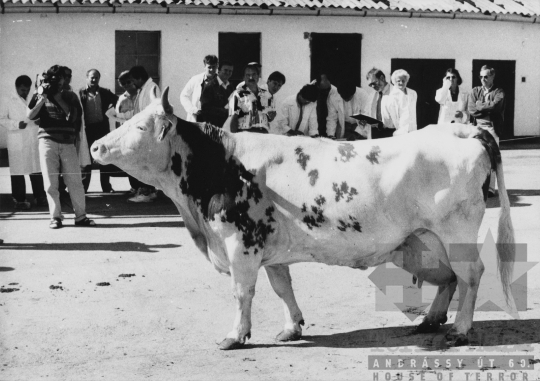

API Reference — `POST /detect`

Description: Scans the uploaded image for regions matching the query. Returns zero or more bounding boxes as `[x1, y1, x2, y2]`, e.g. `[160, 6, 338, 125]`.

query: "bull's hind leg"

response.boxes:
[393, 230, 457, 333]
[436, 219, 485, 346]
[416, 280, 457, 333]
[264, 265, 305, 342]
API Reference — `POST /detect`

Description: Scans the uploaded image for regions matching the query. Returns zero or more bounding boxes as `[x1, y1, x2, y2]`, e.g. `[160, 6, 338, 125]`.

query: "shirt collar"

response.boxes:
[482, 85, 493, 93]
[217, 76, 229, 88]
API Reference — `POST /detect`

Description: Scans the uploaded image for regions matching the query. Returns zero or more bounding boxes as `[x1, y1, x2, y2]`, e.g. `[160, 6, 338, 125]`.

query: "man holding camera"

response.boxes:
[27, 65, 96, 229]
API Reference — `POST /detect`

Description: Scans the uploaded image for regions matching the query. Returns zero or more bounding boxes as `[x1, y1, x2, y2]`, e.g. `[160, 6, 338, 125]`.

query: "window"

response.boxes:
[310, 33, 362, 87]
[115, 31, 161, 94]
[218, 33, 261, 88]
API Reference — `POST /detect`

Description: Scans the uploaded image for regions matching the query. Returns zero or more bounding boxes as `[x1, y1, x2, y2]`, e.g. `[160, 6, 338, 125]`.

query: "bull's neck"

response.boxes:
[171, 119, 239, 220]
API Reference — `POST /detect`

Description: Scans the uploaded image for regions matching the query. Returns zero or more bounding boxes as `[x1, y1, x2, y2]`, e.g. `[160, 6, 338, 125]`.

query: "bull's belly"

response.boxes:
[260, 228, 407, 269]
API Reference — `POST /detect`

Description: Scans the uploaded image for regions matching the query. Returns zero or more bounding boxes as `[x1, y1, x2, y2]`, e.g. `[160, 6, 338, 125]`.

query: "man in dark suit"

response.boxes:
[468, 65, 505, 197]
[79, 69, 118, 193]
[200, 60, 234, 127]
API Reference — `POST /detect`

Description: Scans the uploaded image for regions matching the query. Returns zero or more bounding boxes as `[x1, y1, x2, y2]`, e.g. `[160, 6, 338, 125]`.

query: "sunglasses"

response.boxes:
[368, 81, 380, 88]
[480, 75, 491, 79]
[446, 75, 456, 79]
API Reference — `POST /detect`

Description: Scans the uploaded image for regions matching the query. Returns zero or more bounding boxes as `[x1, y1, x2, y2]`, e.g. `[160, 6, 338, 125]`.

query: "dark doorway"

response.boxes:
[310, 33, 362, 88]
[472, 60, 516, 139]
[115, 31, 161, 94]
[218, 33, 261, 89]
[391, 59, 455, 129]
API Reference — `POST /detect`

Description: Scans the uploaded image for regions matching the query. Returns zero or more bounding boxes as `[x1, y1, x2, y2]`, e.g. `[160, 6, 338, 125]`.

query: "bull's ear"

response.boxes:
[157, 121, 172, 142]
[161, 87, 173, 115]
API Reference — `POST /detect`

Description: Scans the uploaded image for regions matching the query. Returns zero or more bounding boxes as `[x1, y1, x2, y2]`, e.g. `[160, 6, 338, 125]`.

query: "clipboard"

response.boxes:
[350, 113, 383, 128]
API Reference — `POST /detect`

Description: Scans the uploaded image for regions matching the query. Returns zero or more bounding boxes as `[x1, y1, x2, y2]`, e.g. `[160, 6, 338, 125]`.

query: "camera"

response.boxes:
[36, 70, 61, 96]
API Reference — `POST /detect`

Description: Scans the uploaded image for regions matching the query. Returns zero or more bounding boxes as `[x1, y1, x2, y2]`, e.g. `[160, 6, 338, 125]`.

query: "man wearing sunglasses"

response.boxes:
[468, 65, 505, 197]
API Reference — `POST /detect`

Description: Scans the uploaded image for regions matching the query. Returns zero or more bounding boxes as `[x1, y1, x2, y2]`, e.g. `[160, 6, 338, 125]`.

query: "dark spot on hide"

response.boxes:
[337, 215, 362, 233]
[366, 146, 382, 164]
[294, 146, 310, 171]
[175, 120, 272, 253]
[332, 182, 358, 202]
[302, 196, 326, 230]
[308, 169, 319, 186]
[171, 152, 183, 176]
[338, 143, 357, 162]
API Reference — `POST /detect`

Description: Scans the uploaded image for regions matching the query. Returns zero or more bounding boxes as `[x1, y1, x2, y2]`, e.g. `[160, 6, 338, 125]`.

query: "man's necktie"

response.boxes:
[376, 91, 383, 122]
[295, 105, 304, 131]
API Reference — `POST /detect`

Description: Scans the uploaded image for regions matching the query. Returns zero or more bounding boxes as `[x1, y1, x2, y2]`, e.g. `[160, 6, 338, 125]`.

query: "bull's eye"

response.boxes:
[137, 125, 147, 132]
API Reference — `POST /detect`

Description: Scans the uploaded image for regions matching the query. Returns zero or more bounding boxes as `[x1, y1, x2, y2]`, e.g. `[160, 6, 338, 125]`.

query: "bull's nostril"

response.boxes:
[91, 144, 99, 152]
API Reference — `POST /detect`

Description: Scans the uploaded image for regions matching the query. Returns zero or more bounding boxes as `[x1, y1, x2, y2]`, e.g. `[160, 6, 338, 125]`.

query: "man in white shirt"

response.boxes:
[180, 55, 218, 122]
[381, 69, 417, 136]
[126, 65, 161, 203]
[228, 64, 272, 133]
[274, 84, 319, 137]
[365, 68, 394, 139]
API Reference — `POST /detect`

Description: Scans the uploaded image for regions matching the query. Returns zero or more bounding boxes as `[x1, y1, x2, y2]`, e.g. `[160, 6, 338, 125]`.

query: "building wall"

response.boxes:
[1, 12, 539, 147]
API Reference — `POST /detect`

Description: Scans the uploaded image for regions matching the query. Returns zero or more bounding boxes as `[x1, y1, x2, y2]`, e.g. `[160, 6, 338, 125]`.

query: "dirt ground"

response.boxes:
[1, 146, 539, 381]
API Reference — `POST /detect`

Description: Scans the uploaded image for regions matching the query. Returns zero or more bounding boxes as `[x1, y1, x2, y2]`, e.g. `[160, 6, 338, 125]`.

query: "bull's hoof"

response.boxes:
[416, 315, 448, 333]
[218, 338, 244, 350]
[445, 331, 469, 347]
[276, 329, 302, 342]
[415, 321, 441, 333]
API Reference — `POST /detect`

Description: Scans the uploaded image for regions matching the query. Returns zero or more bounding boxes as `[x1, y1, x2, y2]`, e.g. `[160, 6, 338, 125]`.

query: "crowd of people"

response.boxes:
[0, 56, 505, 228]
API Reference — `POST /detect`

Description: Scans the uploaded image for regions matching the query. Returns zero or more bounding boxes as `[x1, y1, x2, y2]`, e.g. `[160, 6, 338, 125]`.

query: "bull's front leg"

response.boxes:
[219, 247, 261, 350]
[264, 265, 305, 342]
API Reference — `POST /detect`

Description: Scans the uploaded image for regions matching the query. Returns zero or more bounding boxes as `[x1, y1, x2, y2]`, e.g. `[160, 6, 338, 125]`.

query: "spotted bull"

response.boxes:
[91, 88, 515, 349]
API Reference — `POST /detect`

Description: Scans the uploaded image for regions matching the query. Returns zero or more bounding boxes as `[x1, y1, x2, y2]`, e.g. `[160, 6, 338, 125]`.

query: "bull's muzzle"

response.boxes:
[90, 141, 109, 164]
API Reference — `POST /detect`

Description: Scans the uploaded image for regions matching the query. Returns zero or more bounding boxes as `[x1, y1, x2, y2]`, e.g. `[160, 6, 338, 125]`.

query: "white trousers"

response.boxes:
[39, 139, 87, 221]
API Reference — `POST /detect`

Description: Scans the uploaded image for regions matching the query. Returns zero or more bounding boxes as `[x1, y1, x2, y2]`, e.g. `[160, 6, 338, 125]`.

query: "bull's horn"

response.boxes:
[161, 86, 173, 114]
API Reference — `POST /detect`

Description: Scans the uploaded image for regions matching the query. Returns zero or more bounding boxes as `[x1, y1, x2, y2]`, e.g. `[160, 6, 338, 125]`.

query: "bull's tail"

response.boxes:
[473, 129, 515, 302]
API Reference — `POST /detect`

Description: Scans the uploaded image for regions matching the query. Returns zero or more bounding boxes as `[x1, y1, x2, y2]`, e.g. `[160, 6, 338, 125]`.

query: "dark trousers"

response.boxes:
[11, 173, 46, 202]
[128, 176, 155, 194]
[83, 124, 112, 193]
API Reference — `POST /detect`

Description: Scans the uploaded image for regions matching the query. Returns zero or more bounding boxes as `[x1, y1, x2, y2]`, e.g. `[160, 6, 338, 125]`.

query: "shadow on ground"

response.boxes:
[0, 192, 179, 217]
[244, 319, 540, 351]
[486, 189, 540, 209]
[0, 242, 181, 253]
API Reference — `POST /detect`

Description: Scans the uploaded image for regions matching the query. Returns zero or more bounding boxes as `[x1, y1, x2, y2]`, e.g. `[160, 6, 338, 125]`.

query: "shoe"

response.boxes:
[15, 201, 31, 210]
[102, 188, 115, 193]
[75, 217, 97, 227]
[49, 218, 62, 229]
[127, 192, 155, 203]
[35, 197, 48, 207]
[148, 191, 158, 200]
[488, 190, 497, 198]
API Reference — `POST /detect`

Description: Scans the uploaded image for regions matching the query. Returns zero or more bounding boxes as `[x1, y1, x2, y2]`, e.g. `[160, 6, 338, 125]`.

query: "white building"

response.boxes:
[1, 0, 540, 148]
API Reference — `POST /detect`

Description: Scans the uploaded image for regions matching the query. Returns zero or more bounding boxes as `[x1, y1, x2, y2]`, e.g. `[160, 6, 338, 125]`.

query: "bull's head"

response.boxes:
[91, 87, 177, 185]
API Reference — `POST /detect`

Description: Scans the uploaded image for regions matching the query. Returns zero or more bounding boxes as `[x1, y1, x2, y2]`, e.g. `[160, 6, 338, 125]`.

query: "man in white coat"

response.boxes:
[180, 55, 218, 122]
[328, 82, 370, 140]
[273, 84, 319, 137]
[382, 69, 418, 136]
[0, 75, 46, 209]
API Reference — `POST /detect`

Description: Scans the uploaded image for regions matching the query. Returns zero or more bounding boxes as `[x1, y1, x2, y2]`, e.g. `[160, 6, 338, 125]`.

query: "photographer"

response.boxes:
[27, 65, 96, 229]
